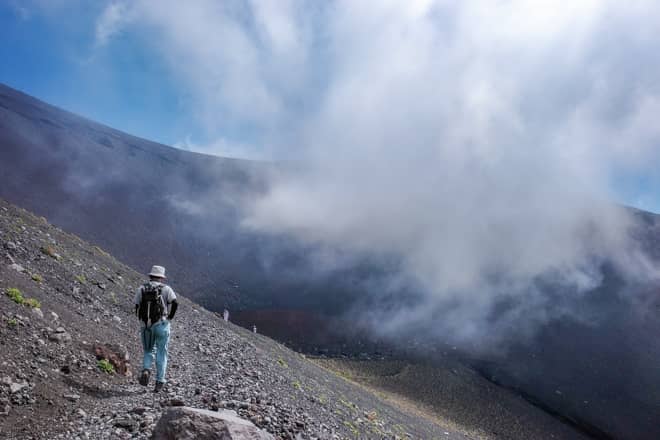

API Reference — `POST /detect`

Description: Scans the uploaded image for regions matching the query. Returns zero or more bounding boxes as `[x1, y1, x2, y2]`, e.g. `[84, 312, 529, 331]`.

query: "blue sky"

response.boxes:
[1, 1, 659, 213]
[0, 2, 192, 146]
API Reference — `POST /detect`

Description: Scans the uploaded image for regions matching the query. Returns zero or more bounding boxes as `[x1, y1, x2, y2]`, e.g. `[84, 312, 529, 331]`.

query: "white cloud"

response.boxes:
[90, 0, 660, 345]
[94, 1, 130, 47]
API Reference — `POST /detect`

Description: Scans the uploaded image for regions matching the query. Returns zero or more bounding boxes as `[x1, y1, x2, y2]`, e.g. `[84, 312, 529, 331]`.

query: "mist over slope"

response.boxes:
[0, 82, 363, 314]
[1, 83, 660, 438]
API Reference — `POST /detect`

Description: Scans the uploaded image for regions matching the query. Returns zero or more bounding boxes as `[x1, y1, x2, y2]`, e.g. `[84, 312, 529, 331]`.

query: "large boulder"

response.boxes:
[152, 407, 274, 440]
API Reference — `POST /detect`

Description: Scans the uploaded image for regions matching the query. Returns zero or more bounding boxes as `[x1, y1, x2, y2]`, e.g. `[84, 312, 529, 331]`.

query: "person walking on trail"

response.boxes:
[134, 265, 178, 393]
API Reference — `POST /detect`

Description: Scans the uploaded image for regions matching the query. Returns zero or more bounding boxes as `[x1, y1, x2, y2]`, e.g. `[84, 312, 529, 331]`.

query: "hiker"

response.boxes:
[134, 265, 178, 392]
[223, 308, 229, 322]
[253, 324, 257, 334]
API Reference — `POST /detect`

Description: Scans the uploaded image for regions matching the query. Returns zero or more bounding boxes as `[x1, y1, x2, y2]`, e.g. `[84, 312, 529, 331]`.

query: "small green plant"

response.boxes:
[277, 357, 288, 368]
[6, 287, 25, 304]
[23, 298, 41, 308]
[110, 292, 117, 304]
[97, 359, 115, 374]
[31, 274, 43, 283]
[75, 275, 86, 284]
[292, 380, 302, 391]
[343, 421, 360, 436]
[7, 318, 17, 327]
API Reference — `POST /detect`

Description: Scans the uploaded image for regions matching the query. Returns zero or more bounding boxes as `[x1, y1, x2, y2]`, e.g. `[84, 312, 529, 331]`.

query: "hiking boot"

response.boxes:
[153, 381, 165, 393]
[138, 369, 150, 386]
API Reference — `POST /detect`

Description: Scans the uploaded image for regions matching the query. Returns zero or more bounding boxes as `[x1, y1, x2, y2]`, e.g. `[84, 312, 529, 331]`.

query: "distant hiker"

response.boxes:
[135, 265, 178, 393]
[253, 324, 257, 334]
[223, 308, 229, 322]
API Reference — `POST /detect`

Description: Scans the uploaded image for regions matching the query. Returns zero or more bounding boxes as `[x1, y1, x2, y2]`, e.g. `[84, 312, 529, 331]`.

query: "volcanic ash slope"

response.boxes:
[0, 197, 465, 439]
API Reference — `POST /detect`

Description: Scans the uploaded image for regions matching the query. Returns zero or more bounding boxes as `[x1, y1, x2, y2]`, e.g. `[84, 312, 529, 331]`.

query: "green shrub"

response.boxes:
[6, 288, 24, 304]
[31, 274, 43, 283]
[97, 359, 115, 374]
[292, 380, 302, 391]
[277, 357, 288, 368]
[75, 275, 86, 284]
[23, 298, 41, 308]
[7, 318, 17, 327]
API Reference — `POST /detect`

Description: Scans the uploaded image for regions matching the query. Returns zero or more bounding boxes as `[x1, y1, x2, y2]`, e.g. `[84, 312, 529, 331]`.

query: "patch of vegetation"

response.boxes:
[292, 380, 302, 391]
[277, 357, 288, 368]
[339, 397, 356, 410]
[97, 359, 115, 374]
[6, 287, 25, 304]
[343, 421, 360, 436]
[7, 318, 17, 327]
[75, 275, 86, 284]
[110, 292, 117, 304]
[31, 274, 43, 283]
[5, 287, 40, 308]
[24, 298, 41, 308]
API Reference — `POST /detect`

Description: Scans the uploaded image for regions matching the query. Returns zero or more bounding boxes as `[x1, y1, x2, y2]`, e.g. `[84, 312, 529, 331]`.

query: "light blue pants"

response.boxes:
[141, 320, 170, 383]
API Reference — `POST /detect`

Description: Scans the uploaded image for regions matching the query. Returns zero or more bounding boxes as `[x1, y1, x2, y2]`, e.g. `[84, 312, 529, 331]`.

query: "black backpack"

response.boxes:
[138, 283, 164, 326]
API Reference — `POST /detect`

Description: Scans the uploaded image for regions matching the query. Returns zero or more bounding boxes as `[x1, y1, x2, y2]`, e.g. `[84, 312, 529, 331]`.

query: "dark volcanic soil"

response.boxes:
[0, 197, 471, 439]
[315, 359, 588, 440]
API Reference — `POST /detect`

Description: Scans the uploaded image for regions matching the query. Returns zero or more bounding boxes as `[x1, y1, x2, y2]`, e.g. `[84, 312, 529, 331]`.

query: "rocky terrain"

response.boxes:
[0, 197, 475, 439]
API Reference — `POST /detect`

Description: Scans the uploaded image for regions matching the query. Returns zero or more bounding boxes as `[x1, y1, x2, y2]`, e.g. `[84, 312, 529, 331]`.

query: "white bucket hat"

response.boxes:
[148, 265, 167, 279]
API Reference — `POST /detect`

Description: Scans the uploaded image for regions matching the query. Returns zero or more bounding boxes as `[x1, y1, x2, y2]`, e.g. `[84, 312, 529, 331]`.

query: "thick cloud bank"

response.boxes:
[93, 0, 660, 345]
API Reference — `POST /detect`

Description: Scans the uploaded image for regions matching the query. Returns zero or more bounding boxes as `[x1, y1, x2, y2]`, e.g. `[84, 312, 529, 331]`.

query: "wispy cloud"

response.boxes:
[94, 1, 130, 47]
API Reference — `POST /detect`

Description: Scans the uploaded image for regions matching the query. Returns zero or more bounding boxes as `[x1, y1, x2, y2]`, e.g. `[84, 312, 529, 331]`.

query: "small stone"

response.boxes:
[9, 381, 28, 394]
[64, 394, 80, 401]
[166, 398, 185, 407]
[48, 331, 72, 343]
[32, 308, 44, 319]
[9, 263, 25, 273]
[114, 417, 138, 432]
[77, 409, 87, 417]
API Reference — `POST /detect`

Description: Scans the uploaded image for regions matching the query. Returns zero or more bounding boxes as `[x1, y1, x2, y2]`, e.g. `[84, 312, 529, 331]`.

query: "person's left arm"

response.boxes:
[166, 287, 178, 320]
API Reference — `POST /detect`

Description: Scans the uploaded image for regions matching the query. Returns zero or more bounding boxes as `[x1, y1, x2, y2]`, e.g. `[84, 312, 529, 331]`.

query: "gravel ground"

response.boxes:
[315, 359, 589, 440]
[0, 198, 467, 439]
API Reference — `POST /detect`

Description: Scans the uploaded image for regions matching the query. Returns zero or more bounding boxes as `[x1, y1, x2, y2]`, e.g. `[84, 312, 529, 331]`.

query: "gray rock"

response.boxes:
[114, 417, 138, 432]
[63, 394, 80, 402]
[9, 263, 25, 273]
[9, 381, 28, 394]
[48, 330, 72, 343]
[152, 407, 274, 440]
[32, 308, 44, 319]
